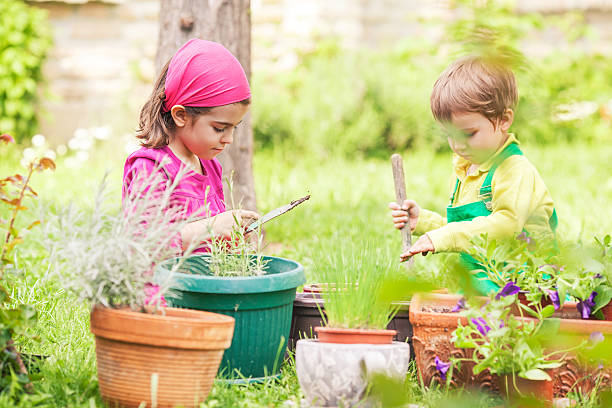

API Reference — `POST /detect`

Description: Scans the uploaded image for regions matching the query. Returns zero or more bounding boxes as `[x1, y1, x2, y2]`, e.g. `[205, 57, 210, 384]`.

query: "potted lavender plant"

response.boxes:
[44, 168, 235, 408]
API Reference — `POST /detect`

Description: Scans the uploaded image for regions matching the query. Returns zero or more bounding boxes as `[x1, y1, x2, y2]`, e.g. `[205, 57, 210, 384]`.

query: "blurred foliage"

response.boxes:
[0, 0, 52, 143]
[252, 0, 612, 158]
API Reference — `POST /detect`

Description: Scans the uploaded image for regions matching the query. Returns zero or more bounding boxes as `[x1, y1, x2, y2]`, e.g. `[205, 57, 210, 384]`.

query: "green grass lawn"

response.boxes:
[1, 140, 611, 407]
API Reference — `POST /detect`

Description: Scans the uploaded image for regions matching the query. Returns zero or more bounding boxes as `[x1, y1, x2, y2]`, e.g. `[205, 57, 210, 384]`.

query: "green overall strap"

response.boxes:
[449, 143, 523, 207]
[449, 179, 460, 205]
[478, 143, 523, 210]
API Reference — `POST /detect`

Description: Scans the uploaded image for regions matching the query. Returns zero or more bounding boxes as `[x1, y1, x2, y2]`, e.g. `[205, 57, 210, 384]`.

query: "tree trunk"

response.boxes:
[156, 0, 256, 211]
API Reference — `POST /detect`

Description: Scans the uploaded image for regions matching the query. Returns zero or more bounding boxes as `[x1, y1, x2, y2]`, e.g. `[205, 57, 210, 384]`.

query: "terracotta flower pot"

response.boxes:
[409, 293, 612, 397]
[498, 375, 553, 407]
[315, 326, 396, 344]
[90, 306, 235, 408]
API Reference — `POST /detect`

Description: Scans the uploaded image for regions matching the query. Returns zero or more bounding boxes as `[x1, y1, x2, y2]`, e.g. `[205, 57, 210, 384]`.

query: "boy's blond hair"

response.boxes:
[430, 56, 518, 126]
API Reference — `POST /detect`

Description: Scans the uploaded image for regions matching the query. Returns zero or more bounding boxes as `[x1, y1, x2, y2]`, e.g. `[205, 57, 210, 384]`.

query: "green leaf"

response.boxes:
[592, 285, 612, 314]
[520, 368, 551, 381]
[540, 304, 555, 319]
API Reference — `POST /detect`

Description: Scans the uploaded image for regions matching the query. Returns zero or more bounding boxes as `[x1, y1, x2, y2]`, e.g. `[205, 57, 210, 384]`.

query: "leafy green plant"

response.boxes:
[451, 293, 573, 382]
[43, 165, 202, 310]
[554, 237, 612, 319]
[0, 134, 54, 392]
[0, 1, 52, 142]
[311, 241, 402, 330]
[467, 234, 562, 316]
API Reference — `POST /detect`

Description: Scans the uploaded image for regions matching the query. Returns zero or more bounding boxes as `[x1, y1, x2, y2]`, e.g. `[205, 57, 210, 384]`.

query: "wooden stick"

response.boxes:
[391, 154, 414, 267]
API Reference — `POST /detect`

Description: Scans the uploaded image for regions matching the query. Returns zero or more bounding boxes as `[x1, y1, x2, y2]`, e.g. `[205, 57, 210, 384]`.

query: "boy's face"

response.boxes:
[444, 110, 513, 164]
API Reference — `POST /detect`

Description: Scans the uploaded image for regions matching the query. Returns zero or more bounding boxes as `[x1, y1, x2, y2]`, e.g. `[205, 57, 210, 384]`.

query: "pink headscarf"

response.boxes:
[163, 39, 251, 112]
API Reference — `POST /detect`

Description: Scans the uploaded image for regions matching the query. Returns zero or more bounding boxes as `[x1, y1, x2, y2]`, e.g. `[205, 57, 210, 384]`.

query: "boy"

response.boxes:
[389, 56, 557, 293]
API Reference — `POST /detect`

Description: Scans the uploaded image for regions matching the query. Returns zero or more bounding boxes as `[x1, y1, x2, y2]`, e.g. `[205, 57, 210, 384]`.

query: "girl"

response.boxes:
[122, 38, 259, 253]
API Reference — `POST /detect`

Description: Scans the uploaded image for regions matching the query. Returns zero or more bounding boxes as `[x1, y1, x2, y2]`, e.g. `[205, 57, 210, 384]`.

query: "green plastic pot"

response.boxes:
[155, 254, 305, 382]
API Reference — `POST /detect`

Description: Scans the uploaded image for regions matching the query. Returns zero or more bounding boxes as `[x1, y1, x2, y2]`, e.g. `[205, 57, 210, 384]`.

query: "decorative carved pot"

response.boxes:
[409, 293, 612, 397]
[295, 339, 410, 407]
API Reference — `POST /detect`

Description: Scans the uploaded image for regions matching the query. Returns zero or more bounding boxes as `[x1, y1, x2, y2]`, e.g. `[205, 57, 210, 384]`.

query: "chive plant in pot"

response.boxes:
[295, 242, 411, 408]
[154, 187, 305, 383]
[44, 169, 235, 408]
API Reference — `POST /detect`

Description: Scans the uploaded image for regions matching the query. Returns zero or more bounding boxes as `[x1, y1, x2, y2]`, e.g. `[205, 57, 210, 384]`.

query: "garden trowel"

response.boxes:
[245, 195, 310, 234]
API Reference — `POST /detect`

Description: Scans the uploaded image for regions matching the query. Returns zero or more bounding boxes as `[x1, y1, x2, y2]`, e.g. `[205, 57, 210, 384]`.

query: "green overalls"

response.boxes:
[446, 143, 558, 295]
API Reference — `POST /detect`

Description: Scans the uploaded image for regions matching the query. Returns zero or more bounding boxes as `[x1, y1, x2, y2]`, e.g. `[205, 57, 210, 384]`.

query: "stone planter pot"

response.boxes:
[295, 339, 410, 407]
[409, 293, 612, 397]
[90, 306, 234, 408]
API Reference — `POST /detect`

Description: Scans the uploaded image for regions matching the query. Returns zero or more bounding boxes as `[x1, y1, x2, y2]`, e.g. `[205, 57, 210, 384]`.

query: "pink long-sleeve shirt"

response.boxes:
[122, 145, 226, 253]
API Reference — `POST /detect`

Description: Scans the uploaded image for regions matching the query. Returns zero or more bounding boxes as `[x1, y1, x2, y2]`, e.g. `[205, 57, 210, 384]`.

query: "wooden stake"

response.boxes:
[391, 154, 414, 267]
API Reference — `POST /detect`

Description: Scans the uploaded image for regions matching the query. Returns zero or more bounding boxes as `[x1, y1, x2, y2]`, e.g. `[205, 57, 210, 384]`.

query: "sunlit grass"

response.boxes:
[1, 139, 611, 406]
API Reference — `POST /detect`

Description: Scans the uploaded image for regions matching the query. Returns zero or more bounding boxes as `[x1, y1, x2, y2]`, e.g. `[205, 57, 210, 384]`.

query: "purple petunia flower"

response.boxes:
[595, 273, 603, 280]
[547, 289, 561, 311]
[495, 281, 520, 300]
[435, 356, 451, 381]
[589, 331, 604, 345]
[471, 317, 491, 336]
[451, 298, 466, 312]
[577, 291, 598, 319]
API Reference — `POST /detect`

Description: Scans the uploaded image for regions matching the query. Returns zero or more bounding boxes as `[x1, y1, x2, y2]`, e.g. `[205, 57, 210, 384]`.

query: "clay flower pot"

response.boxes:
[410, 293, 612, 397]
[90, 306, 235, 408]
[498, 375, 553, 407]
[315, 326, 396, 344]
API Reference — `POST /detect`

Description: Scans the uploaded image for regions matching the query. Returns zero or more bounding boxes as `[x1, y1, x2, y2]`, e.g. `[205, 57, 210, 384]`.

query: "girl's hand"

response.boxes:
[211, 210, 259, 238]
[400, 234, 435, 261]
[388, 199, 420, 231]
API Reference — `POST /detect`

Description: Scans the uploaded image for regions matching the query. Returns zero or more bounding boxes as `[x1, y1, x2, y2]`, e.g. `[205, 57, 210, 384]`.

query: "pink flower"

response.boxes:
[144, 283, 167, 307]
[1, 134, 15, 144]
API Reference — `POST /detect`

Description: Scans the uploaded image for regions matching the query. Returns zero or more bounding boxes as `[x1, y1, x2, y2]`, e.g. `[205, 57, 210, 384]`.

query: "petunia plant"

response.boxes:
[553, 238, 612, 319]
[450, 292, 577, 382]
[467, 233, 562, 316]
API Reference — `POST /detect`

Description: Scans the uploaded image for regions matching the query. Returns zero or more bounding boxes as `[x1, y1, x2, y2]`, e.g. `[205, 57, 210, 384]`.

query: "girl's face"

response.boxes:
[445, 110, 513, 164]
[174, 103, 250, 160]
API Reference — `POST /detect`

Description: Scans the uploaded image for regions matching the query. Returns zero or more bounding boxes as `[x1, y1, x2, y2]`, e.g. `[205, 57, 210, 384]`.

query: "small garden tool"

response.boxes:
[245, 194, 310, 234]
[391, 154, 414, 268]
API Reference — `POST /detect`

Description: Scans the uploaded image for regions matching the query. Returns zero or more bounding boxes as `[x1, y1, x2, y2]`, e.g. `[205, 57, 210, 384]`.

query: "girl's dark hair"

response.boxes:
[136, 59, 250, 148]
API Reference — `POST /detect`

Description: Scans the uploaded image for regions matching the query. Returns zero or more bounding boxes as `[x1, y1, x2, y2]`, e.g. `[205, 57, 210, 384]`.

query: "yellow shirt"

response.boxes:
[415, 134, 556, 253]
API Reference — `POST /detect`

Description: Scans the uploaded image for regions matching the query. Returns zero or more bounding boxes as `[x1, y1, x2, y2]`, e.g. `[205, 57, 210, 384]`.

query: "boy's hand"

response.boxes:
[388, 199, 419, 231]
[400, 234, 435, 261]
